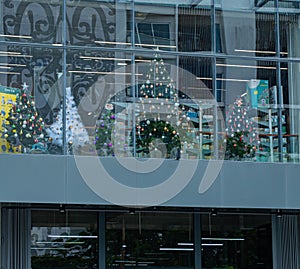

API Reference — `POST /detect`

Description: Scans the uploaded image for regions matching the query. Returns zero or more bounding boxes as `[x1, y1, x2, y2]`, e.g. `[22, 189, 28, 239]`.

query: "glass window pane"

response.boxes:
[106, 212, 194, 269]
[1, 0, 62, 45]
[219, 59, 282, 162]
[134, 3, 176, 51]
[178, 2, 212, 52]
[279, 6, 300, 58]
[278, 0, 300, 9]
[0, 45, 62, 155]
[137, 23, 153, 45]
[66, 49, 132, 157]
[31, 210, 98, 269]
[134, 54, 180, 158]
[132, 54, 221, 160]
[67, 0, 132, 48]
[179, 56, 217, 160]
[216, 1, 276, 56]
[201, 213, 273, 269]
[281, 62, 300, 162]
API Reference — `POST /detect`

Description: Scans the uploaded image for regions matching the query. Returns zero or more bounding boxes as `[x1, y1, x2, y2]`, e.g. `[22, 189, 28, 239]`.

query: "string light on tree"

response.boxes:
[94, 103, 118, 156]
[3, 82, 49, 153]
[139, 54, 177, 100]
[135, 119, 181, 158]
[46, 87, 89, 152]
[225, 96, 259, 160]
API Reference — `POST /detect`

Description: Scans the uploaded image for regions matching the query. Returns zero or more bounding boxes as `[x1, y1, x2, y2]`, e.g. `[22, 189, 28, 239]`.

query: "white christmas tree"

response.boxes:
[46, 87, 89, 149]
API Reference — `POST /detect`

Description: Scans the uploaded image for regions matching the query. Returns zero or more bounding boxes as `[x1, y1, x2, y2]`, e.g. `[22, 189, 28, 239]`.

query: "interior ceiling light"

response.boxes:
[0, 71, 20, 75]
[0, 34, 32, 39]
[0, 63, 26, 67]
[235, 49, 288, 55]
[80, 56, 150, 63]
[48, 235, 98, 238]
[197, 77, 249, 82]
[36, 241, 85, 244]
[216, 63, 288, 70]
[159, 247, 194, 251]
[68, 70, 142, 76]
[94, 40, 176, 49]
[80, 56, 129, 61]
[135, 43, 176, 49]
[31, 247, 68, 250]
[217, 63, 276, 69]
[0, 54, 32, 58]
[95, 40, 130, 45]
[202, 243, 223, 246]
[178, 243, 194, 246]
[202, 237, 245, 241]
[0, 51, 21, 55]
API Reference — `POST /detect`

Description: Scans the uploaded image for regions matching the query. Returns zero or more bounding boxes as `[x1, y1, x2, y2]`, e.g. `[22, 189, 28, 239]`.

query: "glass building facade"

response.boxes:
[3, 207, 277, 269]
[0, 0, 299, 162]
[2, 1, 300, 269]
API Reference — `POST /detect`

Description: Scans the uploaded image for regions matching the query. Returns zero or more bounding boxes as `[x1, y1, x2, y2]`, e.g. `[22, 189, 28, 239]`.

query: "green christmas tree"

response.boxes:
[225, 97, 258, 160]
[134, 54, 183, 158]
[3, 83, 48, 153]
[139, 54, 176, 99]
[94, 104, 116, 156]
[135, 119, 181, 158]
[225, 131, 256, 160]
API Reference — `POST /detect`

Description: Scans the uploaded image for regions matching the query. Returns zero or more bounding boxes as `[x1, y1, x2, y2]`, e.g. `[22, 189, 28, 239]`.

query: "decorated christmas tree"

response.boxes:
[3, 83, 48, 153]
[135, 119, 181, 158]
[225, 96, 258, 160]
[94, 55, 198, 159]
[94, 103, 116, 156]
[139, 54, 176, 99]
[46, 87, 90, 153]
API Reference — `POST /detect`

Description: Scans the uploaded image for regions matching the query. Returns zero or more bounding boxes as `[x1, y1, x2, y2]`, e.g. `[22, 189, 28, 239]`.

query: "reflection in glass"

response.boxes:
[31, 210, 98, 269]
[279, 11, 300, 58]
[134, 3, 176, 51]
[178, 4, 212, 52]
[67, 0, 132, 48]
[0, 45, 62, 154]
[1, 0, 62, 44]
[179, 56, 216, 160]
[216, 3, 276, 57]
[66, 49, 132, 156]
[219, 59, 286, 162]
[281, 62, 300, 162]
[106, 212, 194, 269]
[201, 214, 272, 269]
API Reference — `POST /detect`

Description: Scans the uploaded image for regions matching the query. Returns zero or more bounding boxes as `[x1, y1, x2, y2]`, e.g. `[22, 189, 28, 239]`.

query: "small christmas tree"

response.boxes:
[135, 119, 181, 158]
[225, 131, 256, 160]
[3, 83, 48, 153]
[225, 96, 258, 160]
[94, 105, 116, 156]
[46, 87, 89, 152]
[139, 54, 176, 100]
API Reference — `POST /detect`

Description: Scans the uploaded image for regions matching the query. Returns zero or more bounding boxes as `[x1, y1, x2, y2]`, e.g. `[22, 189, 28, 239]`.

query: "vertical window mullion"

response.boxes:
[194, 213, 202, 269]
[275, 0, 283, 162]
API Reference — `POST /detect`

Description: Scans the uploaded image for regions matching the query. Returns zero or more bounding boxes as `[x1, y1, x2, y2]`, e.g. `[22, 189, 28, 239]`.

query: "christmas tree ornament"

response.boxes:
[4, 83, 49, 153]
[225, 96, 259, 160]
[46, 87, 89, 152]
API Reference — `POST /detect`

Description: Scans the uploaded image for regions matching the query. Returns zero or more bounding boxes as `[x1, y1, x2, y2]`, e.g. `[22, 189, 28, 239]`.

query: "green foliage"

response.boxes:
[135, 119, 181, 157]
[225, 131, 256, 161]
[3, 91, 48, 153]
[94, 110, 116, 156]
